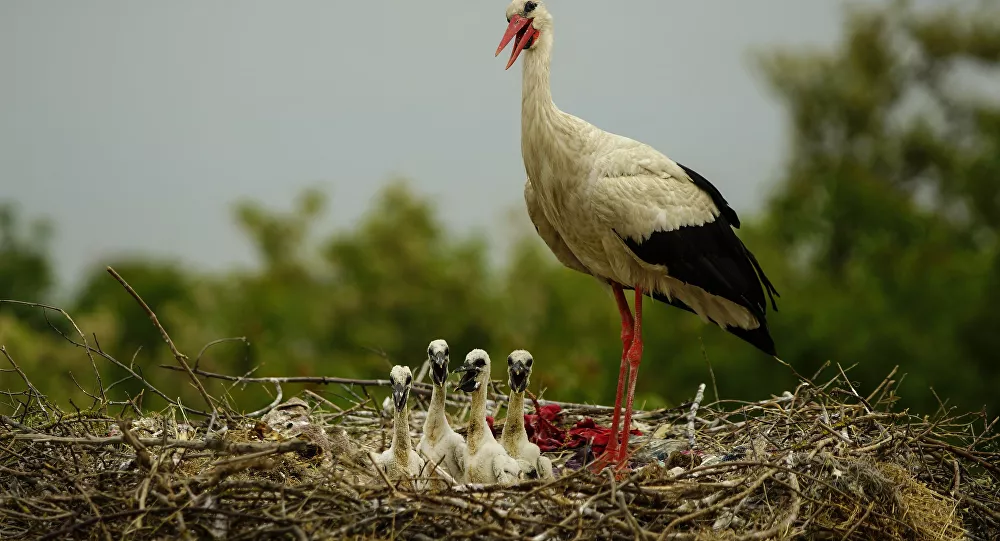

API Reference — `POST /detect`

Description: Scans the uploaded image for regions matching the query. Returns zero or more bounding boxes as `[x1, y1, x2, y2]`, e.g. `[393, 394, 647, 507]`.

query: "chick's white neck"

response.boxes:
[467, 378, 492, 455]
[501, 391, 527, 448]
[392, 403, 411, 463]
[423, 383, 448, 441]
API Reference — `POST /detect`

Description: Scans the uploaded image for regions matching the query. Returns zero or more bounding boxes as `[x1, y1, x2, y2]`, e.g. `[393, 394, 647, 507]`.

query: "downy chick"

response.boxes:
[372, 365, 425, 487]
[500, 350, 554, 480]
[417, 339, 466, 481]
[455, 349, 520, 485]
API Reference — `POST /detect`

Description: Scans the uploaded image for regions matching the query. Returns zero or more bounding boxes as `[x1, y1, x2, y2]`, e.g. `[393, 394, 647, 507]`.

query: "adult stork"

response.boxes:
[495, 0, 780, 470]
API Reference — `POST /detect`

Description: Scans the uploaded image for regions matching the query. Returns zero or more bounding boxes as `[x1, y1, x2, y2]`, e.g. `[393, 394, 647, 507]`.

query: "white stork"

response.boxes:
[495, 0, 780, 471]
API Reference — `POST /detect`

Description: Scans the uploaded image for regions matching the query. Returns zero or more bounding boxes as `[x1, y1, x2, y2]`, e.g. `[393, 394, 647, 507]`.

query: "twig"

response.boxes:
[243, 381, 283, 418]
[158, 365, 644, 411]
[0, 299, 105, 405]
[0, 346, 49, 419]
[106, 266, 217, 415]
[686, 383, 705, 451]
[194, 337, 248, 371]
[12, 433, 314, 454]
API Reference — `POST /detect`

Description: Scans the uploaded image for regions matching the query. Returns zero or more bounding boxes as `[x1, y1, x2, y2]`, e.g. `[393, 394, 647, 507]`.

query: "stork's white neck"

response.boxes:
[521, 31, 557, 125]
[518, 27, 591, 189]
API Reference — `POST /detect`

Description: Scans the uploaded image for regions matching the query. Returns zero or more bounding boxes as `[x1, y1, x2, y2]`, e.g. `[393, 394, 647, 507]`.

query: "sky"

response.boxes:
[1, 1, 886, 295]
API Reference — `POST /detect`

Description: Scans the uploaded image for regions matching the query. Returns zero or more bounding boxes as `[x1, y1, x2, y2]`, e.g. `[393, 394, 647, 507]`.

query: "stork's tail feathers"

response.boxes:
[646, 291, 777, 357]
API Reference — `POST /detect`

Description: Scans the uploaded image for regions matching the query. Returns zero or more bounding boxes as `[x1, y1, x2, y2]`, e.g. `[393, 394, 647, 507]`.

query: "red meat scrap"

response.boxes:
[524, 402, 567, 451]
[566, 418, 642, 457]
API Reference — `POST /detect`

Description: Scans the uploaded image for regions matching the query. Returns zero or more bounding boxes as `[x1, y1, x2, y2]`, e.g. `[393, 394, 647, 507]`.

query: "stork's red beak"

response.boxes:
[496, 15, 540, 70]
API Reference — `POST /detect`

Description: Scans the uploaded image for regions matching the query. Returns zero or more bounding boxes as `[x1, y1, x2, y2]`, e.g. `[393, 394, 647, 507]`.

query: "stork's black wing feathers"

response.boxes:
[677, 162, 741, 229]
[616, 218, 773, 319]
[614, 164, 780, 356]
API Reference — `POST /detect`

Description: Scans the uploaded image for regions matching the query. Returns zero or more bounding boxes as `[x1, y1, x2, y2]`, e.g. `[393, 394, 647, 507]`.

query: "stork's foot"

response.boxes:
[588, 450, 617, 474]
[589, 458, 631, 482]
[588, 448, 633, 478]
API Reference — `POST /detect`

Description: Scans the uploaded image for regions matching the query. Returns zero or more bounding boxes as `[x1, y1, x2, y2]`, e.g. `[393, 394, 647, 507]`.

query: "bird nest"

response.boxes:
[2, 355, 998, 541]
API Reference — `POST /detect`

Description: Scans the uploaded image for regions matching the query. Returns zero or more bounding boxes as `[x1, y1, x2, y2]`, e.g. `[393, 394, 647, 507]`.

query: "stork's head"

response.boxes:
[506, 350, 533, 393]
[389, 365, 414, 411]
[427, 338, 450, 386]
[454, 349, 491, 393]
[496, 0, 550, 70]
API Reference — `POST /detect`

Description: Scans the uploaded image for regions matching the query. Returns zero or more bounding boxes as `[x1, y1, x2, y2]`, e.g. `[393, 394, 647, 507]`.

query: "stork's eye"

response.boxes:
[406, 375, 412, 385]
[475, 358, 487, 368]
[524, 1, 537, 14]
[507, 356, 513, 365]
[443, 348, 449, 356]
[526, 358, 533, 367]
[427, 348, 433, 356]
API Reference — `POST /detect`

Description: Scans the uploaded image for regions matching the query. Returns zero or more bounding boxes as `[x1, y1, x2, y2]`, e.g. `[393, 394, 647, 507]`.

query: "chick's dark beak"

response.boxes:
[430, 353, 450, 385]
[455, 364, 482, 393]
[509, 361, 529, 393]
[391, 383, 408, 411]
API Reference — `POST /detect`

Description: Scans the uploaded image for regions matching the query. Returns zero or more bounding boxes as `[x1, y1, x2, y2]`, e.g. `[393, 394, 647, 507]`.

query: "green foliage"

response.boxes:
[0, 203, 54, 330]
[752, 0, 1000, 412]
[3, 2, 999, 417]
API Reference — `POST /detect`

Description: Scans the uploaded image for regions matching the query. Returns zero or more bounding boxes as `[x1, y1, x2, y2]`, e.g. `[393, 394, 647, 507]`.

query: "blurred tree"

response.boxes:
[753, 1, 1000, 412]
[0, 203, 55, 329]
[74, 260, 195, 358]
[321, 179, 497, 376]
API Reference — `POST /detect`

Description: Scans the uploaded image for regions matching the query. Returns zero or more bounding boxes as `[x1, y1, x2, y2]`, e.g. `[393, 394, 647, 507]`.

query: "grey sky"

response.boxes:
[2, 1, 881, 295]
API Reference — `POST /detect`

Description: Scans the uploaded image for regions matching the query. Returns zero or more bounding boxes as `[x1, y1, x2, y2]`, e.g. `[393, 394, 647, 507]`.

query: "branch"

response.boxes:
[11, 432, 313, 454]
[157, 364, 683, 414]
[1, 346, 50, 419]
[0, 299, 105, 404]
[105, 266, 217, 415]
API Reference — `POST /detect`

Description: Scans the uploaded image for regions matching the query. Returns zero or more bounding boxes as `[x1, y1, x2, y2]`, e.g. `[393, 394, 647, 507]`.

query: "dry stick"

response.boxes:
[698, 338, 719, 403]
[366, 452, 400, 496]
[839, 500, 874, 541]
[158, 365, 646, 412]
[865, 365, 899, 405]
[659, 467, 779, 538]
[301, 389, 344, 413]
[105, 266, 216, 415]
[72, 480, 113, 541]
[736, 468, 801, 540]
[193, 337, 247, 371]
[0, 299, 105, 405]
[923, 437, 1000, 478]
[59, 336, 210, 417]
[11, 432, 313, 454]
[836, 363, 873, 414]
[0, 346, 49, 419]
[243, 381, 283, 418]
[686, 384, 706, 451]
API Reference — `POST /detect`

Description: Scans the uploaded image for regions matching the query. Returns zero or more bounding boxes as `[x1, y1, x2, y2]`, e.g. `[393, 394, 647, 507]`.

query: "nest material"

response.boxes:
[2, 366, 998, 541]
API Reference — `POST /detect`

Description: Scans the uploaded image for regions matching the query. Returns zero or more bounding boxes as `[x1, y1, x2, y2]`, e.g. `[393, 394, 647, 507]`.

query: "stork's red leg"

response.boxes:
[590, 284, 633, 471]
[616, 287, 645, 465]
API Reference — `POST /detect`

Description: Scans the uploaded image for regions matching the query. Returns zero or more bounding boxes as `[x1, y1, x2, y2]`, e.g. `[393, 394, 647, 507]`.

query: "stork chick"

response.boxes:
[417, 339, 466, 481]
[372, 365, 425, 487]
[500, 350, 554, 480]
[454, 349, 520, 485]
